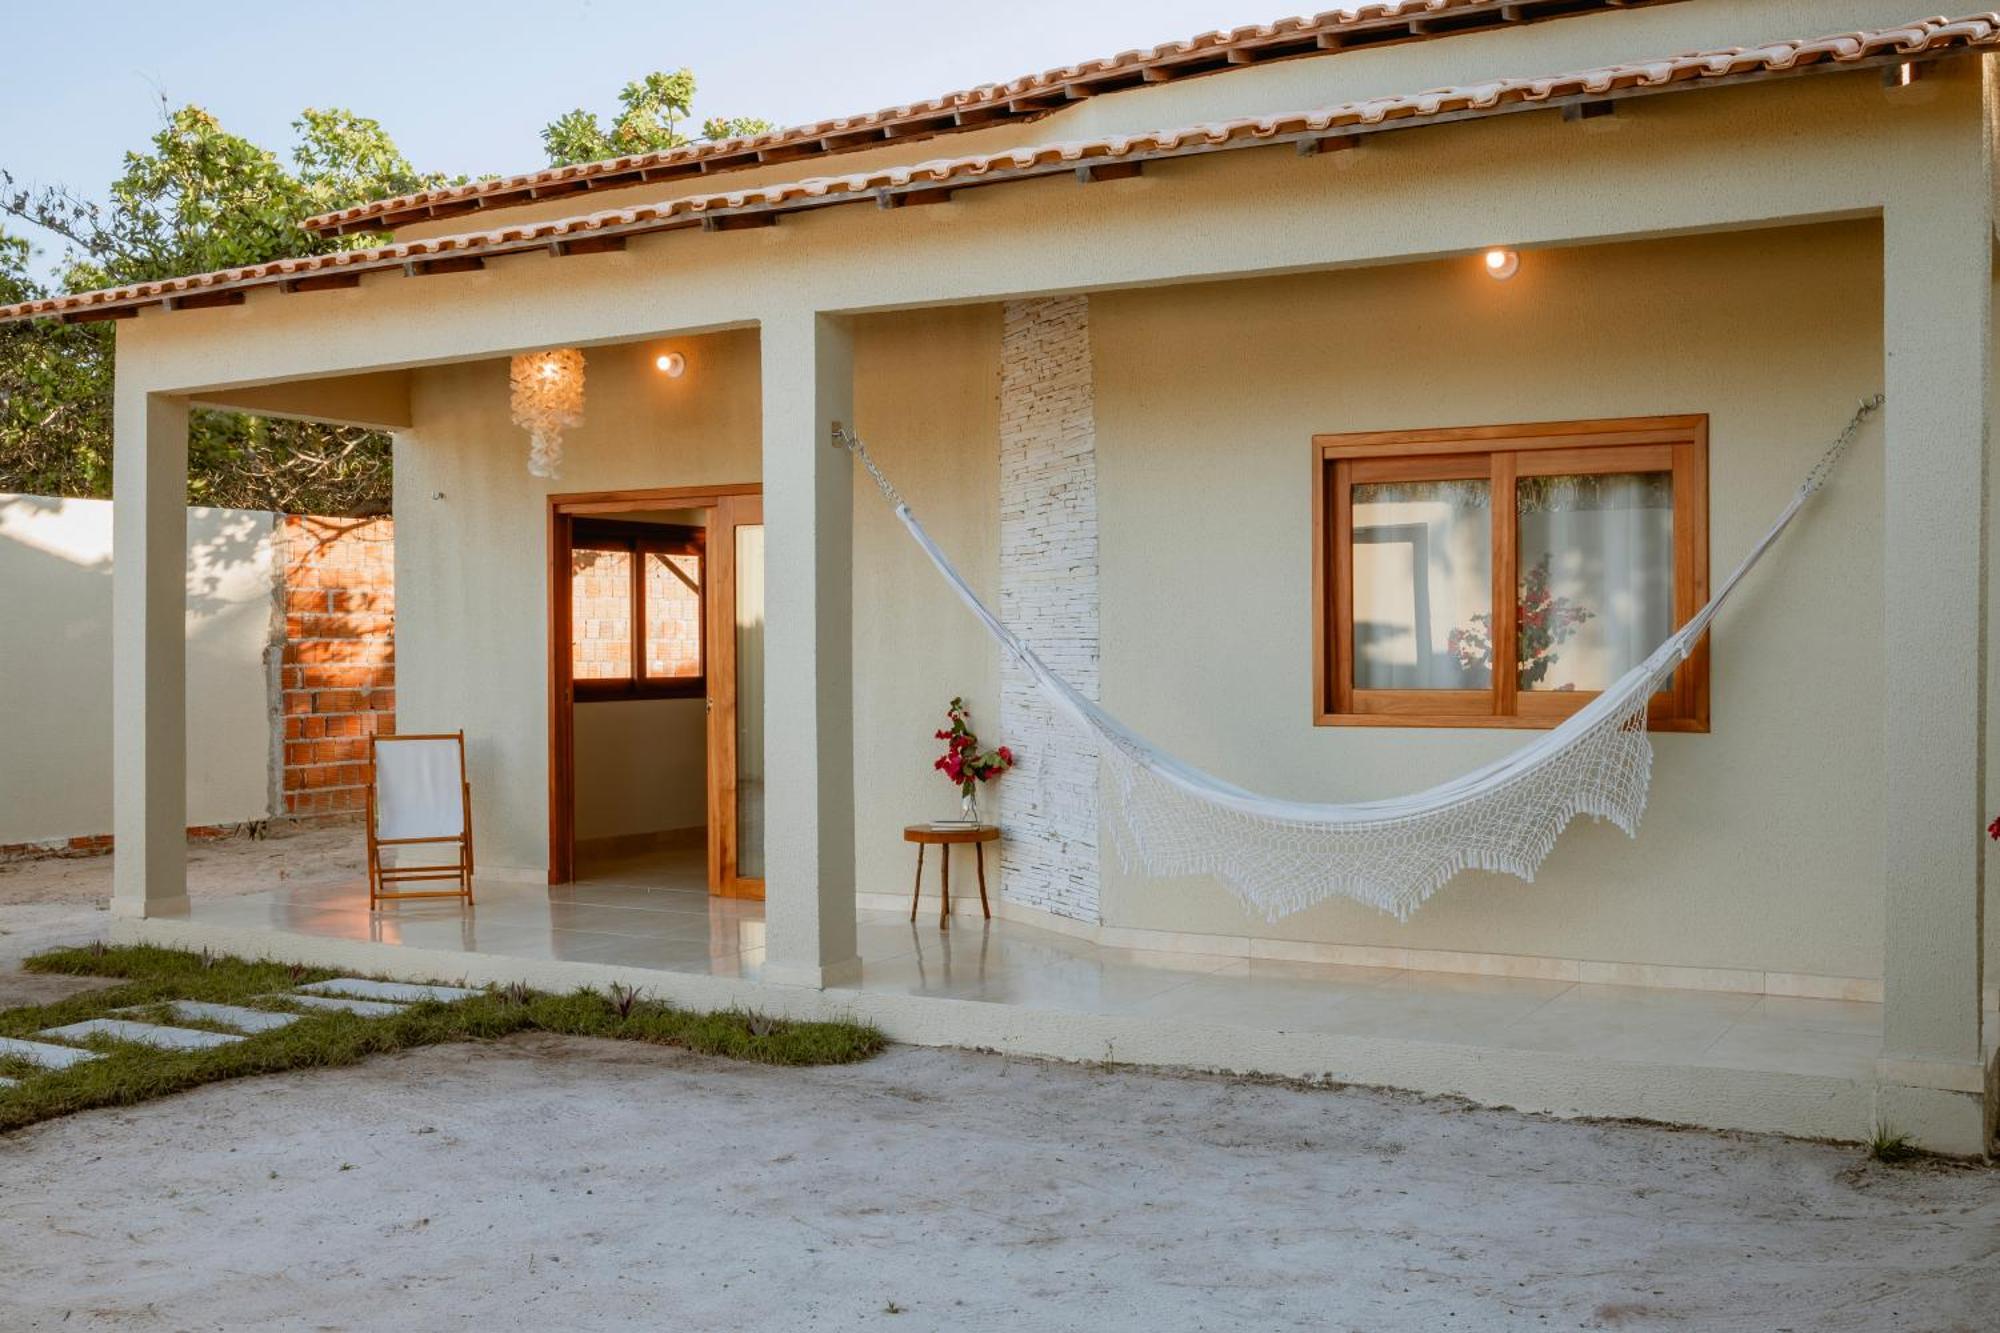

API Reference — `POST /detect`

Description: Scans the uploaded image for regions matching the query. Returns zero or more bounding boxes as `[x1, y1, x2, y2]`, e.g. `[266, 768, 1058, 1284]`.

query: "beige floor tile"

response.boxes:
[1741, 995, 1884, 1037]
[1698, 1022, 1881, 1080]
[1500, 986, 1755, 1063]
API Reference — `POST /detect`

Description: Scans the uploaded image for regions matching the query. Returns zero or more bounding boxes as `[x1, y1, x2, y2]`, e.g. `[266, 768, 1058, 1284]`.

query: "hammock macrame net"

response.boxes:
[836, 398, 1880, 922]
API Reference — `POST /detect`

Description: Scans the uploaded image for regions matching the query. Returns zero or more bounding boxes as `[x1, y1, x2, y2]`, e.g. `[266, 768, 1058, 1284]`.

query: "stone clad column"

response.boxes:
[111, 387, 191, 919]
[1877, 100, 1992, 1153]
[997, 296, 1103, 923]
[759, 311, 861, 987]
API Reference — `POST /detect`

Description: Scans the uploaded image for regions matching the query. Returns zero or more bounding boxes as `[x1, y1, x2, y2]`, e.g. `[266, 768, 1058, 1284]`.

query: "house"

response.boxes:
[5, 0, 1994, 1155]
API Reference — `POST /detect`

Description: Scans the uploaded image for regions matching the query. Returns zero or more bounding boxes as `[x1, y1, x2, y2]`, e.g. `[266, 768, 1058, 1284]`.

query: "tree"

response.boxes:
[1, 103, 447, 514]
[3, 72, 768, 515]
[542, 68, 773, 166]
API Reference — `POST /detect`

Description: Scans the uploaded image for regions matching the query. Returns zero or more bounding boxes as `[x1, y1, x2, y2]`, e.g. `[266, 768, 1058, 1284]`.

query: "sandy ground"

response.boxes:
[2, 834, 1996, 1330]
[0, 1034, 1995, 1333]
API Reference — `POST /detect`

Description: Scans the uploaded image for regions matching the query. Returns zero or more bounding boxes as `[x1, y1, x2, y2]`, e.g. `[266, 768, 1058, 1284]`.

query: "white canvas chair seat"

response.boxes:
[367, 732, 475, 907]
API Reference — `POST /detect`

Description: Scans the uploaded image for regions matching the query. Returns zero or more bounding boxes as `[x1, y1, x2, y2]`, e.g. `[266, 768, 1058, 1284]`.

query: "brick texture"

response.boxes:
[996, 295, 1102, 923]
[277, 515, 395, 818]
[569, 547, 702, 681]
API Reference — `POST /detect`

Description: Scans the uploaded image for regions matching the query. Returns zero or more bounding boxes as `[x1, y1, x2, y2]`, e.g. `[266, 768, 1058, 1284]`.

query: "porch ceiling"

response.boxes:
[1, 13, 1988, 330]
[300, 0, 1691, 239]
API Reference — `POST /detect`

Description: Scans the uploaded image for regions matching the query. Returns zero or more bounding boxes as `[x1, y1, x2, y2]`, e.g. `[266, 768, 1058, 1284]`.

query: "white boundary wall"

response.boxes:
[0, 494, 277, 846]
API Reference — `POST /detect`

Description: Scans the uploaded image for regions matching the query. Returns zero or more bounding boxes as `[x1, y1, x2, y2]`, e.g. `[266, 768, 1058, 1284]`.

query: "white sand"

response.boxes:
[3, 830, 1994, 1330]
[1, 1034, 1994, 1331]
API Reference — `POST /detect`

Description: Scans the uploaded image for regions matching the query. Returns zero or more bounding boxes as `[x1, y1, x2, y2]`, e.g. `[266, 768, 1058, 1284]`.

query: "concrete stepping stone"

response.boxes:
[298, 978, 480, 1004]
[0, 1076, 17, 1089]
[273, 993, 408, 1018]
[40, 1019, 244, 1051]
[164, 1001, 301, 1034]
[0, 1034, 103, 1070]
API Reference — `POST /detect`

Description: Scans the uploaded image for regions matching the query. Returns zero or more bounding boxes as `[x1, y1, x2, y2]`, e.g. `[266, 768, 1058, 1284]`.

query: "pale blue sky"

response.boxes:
[2, 0, 1255, 282]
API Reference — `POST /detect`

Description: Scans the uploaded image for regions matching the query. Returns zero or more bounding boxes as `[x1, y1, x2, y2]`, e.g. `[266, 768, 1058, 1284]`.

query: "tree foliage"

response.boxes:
[3, 71, 765, 516]
[0, 104, 446, 514]
[541, 68, 773, 166]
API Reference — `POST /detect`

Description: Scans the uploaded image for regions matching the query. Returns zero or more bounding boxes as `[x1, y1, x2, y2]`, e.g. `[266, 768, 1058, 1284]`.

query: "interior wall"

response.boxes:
[573, 698, 706, 844]
[1093, 221, 1888, 979]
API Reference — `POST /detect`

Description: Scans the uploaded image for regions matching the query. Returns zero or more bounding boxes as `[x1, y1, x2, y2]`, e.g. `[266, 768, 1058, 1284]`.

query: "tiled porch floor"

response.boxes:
[184, 848, 1901, 1083]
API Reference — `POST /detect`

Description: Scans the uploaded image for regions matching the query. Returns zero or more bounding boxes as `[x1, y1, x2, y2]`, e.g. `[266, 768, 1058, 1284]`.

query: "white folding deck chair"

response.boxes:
[366, 731, 475, 908]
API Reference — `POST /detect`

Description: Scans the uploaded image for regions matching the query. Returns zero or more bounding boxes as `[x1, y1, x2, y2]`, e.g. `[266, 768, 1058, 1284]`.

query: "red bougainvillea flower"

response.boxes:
[1987, 814, 2000, 841]
[934, 697, 1016, 798]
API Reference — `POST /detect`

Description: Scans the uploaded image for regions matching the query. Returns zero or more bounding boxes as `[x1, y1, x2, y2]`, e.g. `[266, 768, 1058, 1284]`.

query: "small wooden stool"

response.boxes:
[904, 824, 999, 930]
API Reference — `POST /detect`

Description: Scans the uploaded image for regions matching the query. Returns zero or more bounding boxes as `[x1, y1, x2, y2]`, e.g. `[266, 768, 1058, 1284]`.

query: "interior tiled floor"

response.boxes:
[176, 845, 1920, 1080]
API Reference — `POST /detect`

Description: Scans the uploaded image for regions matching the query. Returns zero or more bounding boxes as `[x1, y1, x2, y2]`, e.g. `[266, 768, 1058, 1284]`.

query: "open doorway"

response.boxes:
[547, 485, 763, 897]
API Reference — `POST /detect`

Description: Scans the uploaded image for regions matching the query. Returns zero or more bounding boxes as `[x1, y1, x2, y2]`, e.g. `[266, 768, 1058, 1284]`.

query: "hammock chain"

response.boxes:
[1801, 394, 1885, 497]
[830, 422, 906, 510]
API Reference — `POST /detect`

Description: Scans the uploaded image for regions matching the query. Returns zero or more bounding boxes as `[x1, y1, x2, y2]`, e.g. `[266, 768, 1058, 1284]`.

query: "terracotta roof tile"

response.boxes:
[6, 14, 1991, 327]
[299, 0, 1687, 237]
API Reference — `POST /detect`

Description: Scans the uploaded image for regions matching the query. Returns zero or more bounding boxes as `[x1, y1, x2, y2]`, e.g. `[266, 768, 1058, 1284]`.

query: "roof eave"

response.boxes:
[5, 18, 1984, 328]
[296, 0, 1690, 239]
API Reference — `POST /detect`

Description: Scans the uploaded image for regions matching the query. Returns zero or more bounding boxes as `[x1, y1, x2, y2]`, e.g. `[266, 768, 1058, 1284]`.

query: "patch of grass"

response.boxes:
[1868, 1124, 1921, 1164]
[0, 946, 887, 1134]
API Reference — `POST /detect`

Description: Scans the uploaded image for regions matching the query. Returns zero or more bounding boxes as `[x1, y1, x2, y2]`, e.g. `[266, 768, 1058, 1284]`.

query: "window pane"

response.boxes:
[1516, 472, 1674, 693]
[1351, 479, 1492, 690]
[644, 551, 702, 679]
[570, 548, 632, 680]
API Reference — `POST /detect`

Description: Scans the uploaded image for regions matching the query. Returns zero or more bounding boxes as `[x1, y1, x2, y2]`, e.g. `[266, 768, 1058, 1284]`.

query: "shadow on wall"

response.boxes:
[0, 493, 279, 845]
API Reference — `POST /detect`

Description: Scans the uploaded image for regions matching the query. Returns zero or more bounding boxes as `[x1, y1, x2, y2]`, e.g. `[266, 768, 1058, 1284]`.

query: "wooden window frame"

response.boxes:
[569, 517, 707, 703]
[1312, 415, 1709, 732]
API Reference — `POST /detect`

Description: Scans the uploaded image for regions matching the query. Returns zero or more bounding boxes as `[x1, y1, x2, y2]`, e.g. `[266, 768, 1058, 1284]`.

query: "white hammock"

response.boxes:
[835, 398, 1881, 921]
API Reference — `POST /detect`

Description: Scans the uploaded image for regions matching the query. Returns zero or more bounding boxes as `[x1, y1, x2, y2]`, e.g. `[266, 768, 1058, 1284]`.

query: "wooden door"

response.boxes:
[547, 484, 759, 888]
[705, 494, 765, 899]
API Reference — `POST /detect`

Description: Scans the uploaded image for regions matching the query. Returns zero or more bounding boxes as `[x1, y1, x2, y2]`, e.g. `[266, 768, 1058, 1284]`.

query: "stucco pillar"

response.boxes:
[111, 387, 191, 918]
[1878, 164, 1993, 1151]
[759, 312, 860, 987]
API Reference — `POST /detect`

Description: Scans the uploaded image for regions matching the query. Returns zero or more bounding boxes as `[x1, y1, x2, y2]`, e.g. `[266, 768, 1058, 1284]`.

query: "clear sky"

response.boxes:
[2, 0, 1259, 282]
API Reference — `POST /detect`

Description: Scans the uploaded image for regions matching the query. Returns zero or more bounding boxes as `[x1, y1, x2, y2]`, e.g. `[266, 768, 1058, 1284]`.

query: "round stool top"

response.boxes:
[904, 823, 1001, 844]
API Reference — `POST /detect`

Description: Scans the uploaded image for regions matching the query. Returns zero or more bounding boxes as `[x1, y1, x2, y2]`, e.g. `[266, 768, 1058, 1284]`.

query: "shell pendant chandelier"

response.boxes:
[509, 348, 586, 478]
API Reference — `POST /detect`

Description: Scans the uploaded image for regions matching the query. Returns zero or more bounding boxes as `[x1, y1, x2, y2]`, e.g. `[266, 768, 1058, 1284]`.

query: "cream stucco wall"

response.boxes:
[394, 330, 762, 874]
[392, 221, 1894, 979]
[1093, 222, 1888, 979]
[394, 310, 1000, 892]
[0, 495, 276, 843]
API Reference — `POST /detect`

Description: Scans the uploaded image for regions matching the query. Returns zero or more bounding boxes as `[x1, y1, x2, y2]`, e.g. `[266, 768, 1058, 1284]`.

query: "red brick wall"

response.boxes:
[280, 516, 395, 818]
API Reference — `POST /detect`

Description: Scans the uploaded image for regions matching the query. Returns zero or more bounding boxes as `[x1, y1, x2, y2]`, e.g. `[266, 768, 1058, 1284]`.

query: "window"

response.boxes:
[570, 521, 705, 701]
[1313, 416, 1707, 730]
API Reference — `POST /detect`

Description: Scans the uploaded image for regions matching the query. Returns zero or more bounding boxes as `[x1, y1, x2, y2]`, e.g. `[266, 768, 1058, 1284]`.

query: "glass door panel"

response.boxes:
[705, 493, 765, 899]
[733, 524, 765, 881]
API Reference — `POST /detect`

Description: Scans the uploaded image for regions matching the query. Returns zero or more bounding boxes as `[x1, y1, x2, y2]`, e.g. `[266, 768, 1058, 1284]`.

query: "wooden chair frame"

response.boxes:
[366, 731, 476, 908]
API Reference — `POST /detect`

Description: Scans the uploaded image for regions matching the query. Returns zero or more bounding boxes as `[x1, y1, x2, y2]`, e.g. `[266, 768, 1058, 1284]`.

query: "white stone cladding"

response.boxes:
[995, 295, 1101, 922]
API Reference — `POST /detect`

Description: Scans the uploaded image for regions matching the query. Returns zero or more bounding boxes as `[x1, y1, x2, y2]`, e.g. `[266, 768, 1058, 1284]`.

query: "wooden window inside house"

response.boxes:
[1313, 416, 1708, 731]
[569, 520, 705, 701]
